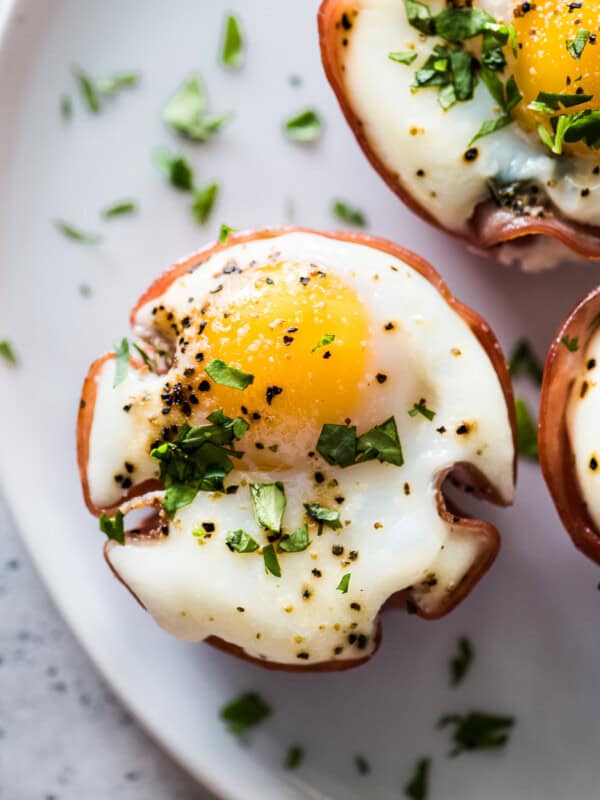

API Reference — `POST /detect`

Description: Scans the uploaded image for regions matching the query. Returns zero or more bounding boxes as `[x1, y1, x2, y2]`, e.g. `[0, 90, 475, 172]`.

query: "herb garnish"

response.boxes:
[219, 691, 271, 735]
[404, 757, 431, 800]
[150, 409, 248, 517]
[153, 148, 195, 191]
[61, 95, 72, 121]
[99, 510, 125, 545]
[206, 359, 254, 390]
[0, 340, 17, 365]
[226, 529, 259, 553]
[283, 108, 323, 143]
[438, 711, 515, 756]
[279, 524, 310, 552]
[408, 399, 436, 421]
[72, 66, 139, 113]
[163, 73, 231, 141]
[336, 573, 351, 593]
[102, 200, 137, 218]
[312, 333, 335, 352]
[354, 754, 370, 775]
[508, 339, 543, 385]
[449, 636, 474, 687]
[192, 183, 219, 224]
[263, 543, 281, 577]
[528, 92, 592, 115]
[304, 503, 342, 532]
[331, 200, 367, 227]
[113, 338, 130, 387]
[219, 224, 237, 244]
[514, 397, 538, 460]
[535, 107, 600, 155]
[54, 220, 102, 244]
[221, 14, 244, 69]
[389, 50, 418, 66]
[250, 482, 286, 532]
[132, 343, 156, 372]
[561, 334, 579, 352]
[285, 745, 304, 769]
[567, 29, 590, 60]
[316, 417, 404, 468]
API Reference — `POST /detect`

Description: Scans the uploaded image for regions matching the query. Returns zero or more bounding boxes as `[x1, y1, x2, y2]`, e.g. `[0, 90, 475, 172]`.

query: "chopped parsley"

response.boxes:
[206, 359, 254, 390]
[567, 29, 590, 60]
[132, 342, 156, 372]
[163, 73, 231, 141]
[263, 543, 281, 577]
[54, 220, 102, 244]
[336, 573, 351, 593]
[449, 636, 474, 687]
[561, 334, 579, 352]
[191, 182, 219, 224]
[279, 524, 310, 552]
[285, 745, 304, 769]
[389, 50, 418, 66]
[0, 340, 17, 365]
[312, 333, 335, 352]
[404, 757, 431, 800]
[316, 417, 404, 468]
[283, 108, 323, 143]
[226, 529, 259, 553]
[331, 200, 367, 227]
[152, 147, 195, 191]
[113, 338, 130, 387]
[508, 339, 543, 385]
[536, 108, 600, 155]
[514, 397, 538, 461]
[250, 482, 286, 532]
[71, 66, 139, 113]
[102, 200, 137, 218]
[408, 399, 436, 421]
[304, 503, 342, 531]
[60, 95, 72, 121]
[438, 711, 515, 757]
[150, 410, 247, 517]
[99, 510, 125, 545]
[221, 14, 244, 69]
[354, 754, 370, 775]
[219, 224, 236, 244]
[528, 92, 592, 116]
[219, 691, 271, 735]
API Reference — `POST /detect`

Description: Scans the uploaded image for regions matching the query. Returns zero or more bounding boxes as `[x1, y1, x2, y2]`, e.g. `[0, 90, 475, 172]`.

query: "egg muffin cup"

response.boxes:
[78, 227, 516, 671]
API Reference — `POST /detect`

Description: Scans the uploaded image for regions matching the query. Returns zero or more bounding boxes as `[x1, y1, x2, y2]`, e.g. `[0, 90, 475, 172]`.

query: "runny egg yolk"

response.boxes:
[198, 261, 370, 465]
[511, 1, 600, 153]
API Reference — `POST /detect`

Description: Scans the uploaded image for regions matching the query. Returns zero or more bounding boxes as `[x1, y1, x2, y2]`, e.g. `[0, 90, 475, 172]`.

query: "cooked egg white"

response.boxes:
[335, 0, 600, 265]
[87, 231, 514, 665]
[567, 328, 600, 530]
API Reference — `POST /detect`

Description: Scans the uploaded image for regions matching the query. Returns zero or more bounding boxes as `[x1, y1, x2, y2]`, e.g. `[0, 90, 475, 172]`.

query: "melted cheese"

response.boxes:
[86, 231, 514, 665]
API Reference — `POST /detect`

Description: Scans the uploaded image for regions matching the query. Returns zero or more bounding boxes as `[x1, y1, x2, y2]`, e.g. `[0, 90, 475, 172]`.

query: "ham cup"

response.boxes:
[540, 286, 600, 566]
[77, 228, 516, 671]
[318, 0, 600, 270]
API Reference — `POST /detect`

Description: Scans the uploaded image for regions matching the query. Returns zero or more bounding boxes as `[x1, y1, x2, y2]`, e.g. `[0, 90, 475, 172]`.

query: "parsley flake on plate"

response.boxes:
[102, 200, 137, 218]
[99, 510, 125, 546]
[54, 220, 102, 244]
[331, 200, 366, 227]
[514, 397, 538, 460]
[152, 147, 195, 192]
[354, 754, 370, 775]
[219, 224, 237, 244]
[71, 66, 140, 113]
[163, 73, 231, 142]
[191, 182, 219, 224]
[389, 50, 418, 65]
[283, 108, 323, 143]
[438, 711, 515, 757]
[0, 339, 17, 365]
[60, 95, 72, 121]
[219, 691, 271, 735]
[206, 359, 254, 390]
[285, 745, 304, 769]
[221, 14, 244, 69]
[449, 636, 474, 687]
[250, 482, 286, 532]
[404, 756, 431, 800]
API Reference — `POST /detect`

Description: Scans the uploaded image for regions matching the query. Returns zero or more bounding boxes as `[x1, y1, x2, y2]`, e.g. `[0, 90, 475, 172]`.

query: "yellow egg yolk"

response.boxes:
[195, 261, 370, 466]
[511, 0, 600, 155]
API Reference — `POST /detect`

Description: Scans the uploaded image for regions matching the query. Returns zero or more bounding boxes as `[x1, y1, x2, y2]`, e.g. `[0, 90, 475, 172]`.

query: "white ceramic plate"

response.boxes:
[2, 2, 600, 798]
